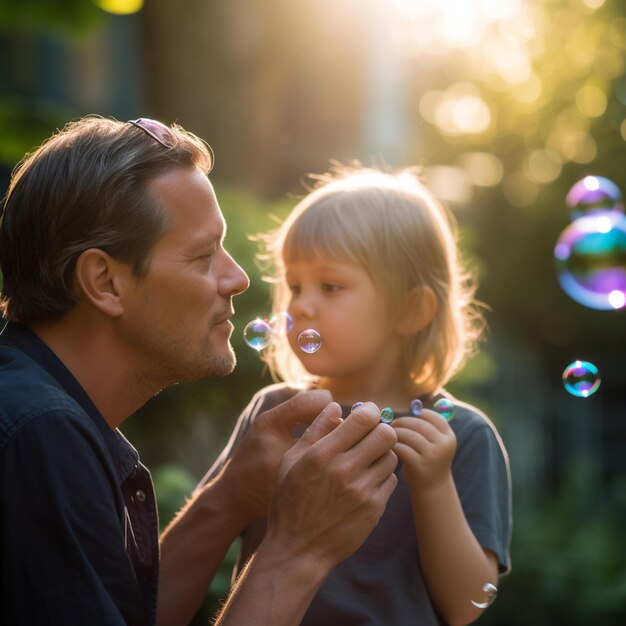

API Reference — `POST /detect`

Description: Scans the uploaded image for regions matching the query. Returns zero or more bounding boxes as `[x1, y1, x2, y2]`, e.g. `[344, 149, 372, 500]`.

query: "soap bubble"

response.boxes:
[409, 399, 423, 416]
[351, 402, 364, 411]
[267, 311, 293, 335]
[380, 407, 395, 423]
[562, 360, 601, 398]
[297, 329, 323, 354]
[433, 398, 455, 421]
[243, 318, 273, 351]
[565, 176, 623, 221]
[554, 211, 626, 310]
[471, 583, 498, 609]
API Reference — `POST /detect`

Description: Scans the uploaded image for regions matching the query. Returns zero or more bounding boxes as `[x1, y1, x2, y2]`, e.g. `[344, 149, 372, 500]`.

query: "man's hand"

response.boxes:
[264, 401, 399, 571]
[220, 389, 333, 522]
[213, 402, 398, 626]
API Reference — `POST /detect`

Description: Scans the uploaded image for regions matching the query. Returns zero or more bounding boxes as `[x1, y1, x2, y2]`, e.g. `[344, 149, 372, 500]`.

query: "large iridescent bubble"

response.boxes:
[565, 176, 624, 221]
[554, 211, 626, 310]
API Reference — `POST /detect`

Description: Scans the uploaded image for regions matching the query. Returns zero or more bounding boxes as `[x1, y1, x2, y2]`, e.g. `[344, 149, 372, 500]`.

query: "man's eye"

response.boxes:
[195, 252, 214, 264]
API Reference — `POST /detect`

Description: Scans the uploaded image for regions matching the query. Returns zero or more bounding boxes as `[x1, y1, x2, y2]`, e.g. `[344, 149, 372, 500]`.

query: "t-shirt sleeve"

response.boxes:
[195, 385, 300, 491]
[1, 409, 148, 625]
[195, 390, 268, 490]
[451, 417, 512, 574]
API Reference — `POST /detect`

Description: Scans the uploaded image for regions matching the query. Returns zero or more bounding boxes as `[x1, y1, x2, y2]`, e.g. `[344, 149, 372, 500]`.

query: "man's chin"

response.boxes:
[204, 348, 237, 379]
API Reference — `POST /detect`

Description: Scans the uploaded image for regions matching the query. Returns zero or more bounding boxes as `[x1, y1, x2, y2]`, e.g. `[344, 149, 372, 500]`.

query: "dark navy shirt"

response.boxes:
[0, 322, 159, 625]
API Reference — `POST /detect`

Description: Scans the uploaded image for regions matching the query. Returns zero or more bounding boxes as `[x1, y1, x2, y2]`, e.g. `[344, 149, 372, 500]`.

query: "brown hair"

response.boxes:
[0, 115, 213, 325]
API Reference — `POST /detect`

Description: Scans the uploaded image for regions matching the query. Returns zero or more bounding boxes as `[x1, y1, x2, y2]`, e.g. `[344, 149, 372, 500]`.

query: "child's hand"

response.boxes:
[391, 409, 457, 491]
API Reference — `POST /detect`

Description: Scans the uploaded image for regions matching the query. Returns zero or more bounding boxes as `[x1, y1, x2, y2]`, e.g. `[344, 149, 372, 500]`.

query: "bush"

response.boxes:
[480, 467, 626, 625]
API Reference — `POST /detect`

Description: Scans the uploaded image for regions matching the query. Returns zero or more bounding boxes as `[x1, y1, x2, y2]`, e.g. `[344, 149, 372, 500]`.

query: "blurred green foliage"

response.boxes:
[0, 96, 77, 166]
[0, 0, 102, 35]
[481, 465, 626, 625]
[0, 0, 103, 171]
[151, 464, 196, 532]
[151, 463, 239, 625]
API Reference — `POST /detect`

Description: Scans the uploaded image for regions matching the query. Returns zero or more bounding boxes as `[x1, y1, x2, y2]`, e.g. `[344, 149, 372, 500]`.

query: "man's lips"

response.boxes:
[212, 310, 235, 326]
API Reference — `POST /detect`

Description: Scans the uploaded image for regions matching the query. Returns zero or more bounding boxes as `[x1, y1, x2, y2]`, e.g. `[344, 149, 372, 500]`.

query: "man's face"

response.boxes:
[119, 167, 249, 387]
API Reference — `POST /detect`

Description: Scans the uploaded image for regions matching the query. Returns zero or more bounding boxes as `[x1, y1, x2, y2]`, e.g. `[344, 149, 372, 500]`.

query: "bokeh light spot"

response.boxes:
[457, 152, 504, 187]
[524, 150, 562, 184]
[575, 84, 607, 118]
[97, 0, 144, 15]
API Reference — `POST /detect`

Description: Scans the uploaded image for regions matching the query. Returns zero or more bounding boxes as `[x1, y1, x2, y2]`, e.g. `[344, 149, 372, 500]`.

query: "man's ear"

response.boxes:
[73, 249, 126, 317]
[395, 286, 437, 336]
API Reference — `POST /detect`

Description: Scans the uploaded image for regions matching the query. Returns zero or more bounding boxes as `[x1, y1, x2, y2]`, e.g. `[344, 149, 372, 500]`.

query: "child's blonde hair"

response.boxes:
[257, 164, 486, 397]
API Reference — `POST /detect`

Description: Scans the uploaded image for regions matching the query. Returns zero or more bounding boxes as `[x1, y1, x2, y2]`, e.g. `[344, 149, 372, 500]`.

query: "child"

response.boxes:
[202, 165, 511, 625]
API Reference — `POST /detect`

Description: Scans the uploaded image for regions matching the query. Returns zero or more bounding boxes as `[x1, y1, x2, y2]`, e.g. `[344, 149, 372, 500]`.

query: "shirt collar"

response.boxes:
[0, 321, 140, 481]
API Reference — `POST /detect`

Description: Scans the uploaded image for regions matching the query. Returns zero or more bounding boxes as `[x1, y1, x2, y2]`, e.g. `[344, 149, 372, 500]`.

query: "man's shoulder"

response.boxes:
[0, 343, 84, 447]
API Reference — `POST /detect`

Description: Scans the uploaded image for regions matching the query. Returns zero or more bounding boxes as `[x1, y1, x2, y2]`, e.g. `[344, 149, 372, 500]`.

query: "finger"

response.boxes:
[323, 403, 393, 457]
[393, 427, 431, 457]
[295, 401, 344, 447]
[343, 422, 398, 472]
[350, 461, 399, 529]
[372, 470, 399, 513]
[394, 440, 425, 463]
[419, 408, 453, 432]
[364, 449, 398, 485]
[259, 389, 333, 435]
[357, 470, 398, 531]
[345, 450, 398, 516]
[395, 407, 452, 435]
[392, 416, 443, 445]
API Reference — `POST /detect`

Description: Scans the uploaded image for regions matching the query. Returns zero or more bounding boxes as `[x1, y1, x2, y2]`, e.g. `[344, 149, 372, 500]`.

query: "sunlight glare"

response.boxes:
[390, 0, 527, 49]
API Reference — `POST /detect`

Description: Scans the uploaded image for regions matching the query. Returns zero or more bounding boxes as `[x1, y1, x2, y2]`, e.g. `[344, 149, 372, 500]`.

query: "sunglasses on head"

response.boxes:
[128, 118, 176, 148]
[127, 117, 215, 171]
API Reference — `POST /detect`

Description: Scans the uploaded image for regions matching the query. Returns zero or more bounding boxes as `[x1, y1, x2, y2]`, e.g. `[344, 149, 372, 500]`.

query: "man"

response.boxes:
[0, 116, 398, 625]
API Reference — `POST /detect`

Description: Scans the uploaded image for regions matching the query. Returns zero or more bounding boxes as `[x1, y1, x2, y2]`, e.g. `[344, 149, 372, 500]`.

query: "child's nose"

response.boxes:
[290, 294, 316, 319]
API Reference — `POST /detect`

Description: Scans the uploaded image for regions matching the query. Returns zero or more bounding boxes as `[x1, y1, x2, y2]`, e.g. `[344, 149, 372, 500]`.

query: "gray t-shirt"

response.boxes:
[200, 383, 512, 626]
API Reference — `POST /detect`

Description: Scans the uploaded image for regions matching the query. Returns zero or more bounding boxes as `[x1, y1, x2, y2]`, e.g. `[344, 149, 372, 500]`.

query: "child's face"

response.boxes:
[284, 254, 404, 381]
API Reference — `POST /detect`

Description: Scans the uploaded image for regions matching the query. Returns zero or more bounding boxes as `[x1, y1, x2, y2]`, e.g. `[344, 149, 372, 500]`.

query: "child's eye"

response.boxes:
[288, 284, 301, 296]
[321, 282, 342, 294]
